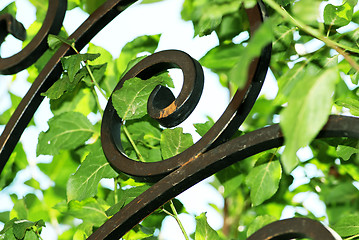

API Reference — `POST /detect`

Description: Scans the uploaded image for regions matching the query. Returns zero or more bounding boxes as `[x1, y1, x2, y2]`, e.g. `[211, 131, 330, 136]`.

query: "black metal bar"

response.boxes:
[0, 0, 137, 173]
[92, 115, 359, 239]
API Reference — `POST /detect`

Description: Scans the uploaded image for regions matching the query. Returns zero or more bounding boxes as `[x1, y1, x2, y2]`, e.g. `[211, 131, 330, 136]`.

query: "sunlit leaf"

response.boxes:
[65, 198, 108, 227]
[67, 141, 118, 202]
[195, 213, 221, 240]
[37, 112, 95, 156]
[245, 160, 282, 206]
[280, 67, 339, 173]
[61, 53, 100, 82]
[112, 74, 171, 120]
[161, 128, 193, 159]
[229, 19, 273, 89]
[333, 213, 359, 237]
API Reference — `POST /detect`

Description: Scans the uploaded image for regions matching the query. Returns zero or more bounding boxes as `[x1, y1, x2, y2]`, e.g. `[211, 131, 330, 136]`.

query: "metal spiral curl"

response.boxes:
[100, 2, 272, 182]
[0, 0, 67, 75]
[0, 0, 358, 239]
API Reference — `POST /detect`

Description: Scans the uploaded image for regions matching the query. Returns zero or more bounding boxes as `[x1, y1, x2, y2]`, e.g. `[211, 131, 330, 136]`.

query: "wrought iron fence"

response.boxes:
[0, 0, 358, 239]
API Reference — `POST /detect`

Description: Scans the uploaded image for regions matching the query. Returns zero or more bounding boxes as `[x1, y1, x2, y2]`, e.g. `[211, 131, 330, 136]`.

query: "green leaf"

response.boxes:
[292, 0, 321, 25]
[0, 2, 17, 16]
[49, 86, 96, 116]
[112, 75, 170, 120]
[73, 222, 93, 240]
[79, 0, 107, 14]
[275, 0, 294, 7]
[229, 19, 273, 89]
[332, 214, 359, 237]
[67, 141, 118, 202]
[141, 0, 165, 3]
[280, 67, 339, 173]
[195, 213, 221, 240]
[37, 112, 95, 156]
[12, 219, 45, 240]
[66, 198, 108, 227]
[193, 117, 215, 137]
[28, 0, 47, 21]
[335, 97, 359, 116]
[324, 1, 356, 28]
[273, 25, 294, 52]
[0, 143, 28, 189]
[245, 160, 282, 206]
[24, 179, 41, 190]
[123, 225, 153, 240]
[61, 53, 100, 82]
[105, 185, 150, 216]
[116, 35, 161, 76]
[337, 145, 359, 161]
[78, 63, 107, 87]
[200, 43, 244, 72]
[0, 218, 17, 234]
[41, 73, 80, 100]
[47, 34, 75, 50]
[247, 215, 277, 237]
[38, 150, 79, 189]
[160, 128, 193, 159]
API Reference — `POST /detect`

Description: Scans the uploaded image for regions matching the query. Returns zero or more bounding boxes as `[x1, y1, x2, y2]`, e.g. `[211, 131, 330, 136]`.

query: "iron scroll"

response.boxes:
[0, 0, 358, 239]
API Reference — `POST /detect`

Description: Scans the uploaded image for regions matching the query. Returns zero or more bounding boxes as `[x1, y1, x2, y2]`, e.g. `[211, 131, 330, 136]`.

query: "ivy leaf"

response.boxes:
[229, 19, 273, 89]
[160, 128, 193, 159]
[123, 225, 154, 240]
[280, 67, 339, 173]
[112, 75, 170, 120]
[332, 213, 359, 237]
[247, 215, 277, 237]
[37, 112, 95, 156]
[195, 213, 221, 240]
[245, 160, 282, 206]
[67, 141, 118, 202]
[61, 53, 100, 82]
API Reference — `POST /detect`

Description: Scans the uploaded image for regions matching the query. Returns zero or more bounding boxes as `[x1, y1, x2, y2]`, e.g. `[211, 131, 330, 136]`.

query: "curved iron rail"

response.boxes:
[0, 0, 357, 239]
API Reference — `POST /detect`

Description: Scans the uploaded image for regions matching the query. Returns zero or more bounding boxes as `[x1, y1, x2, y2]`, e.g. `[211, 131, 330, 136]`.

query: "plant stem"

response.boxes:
[114, 177, 119, 204]
[162, 201, 190, 240]
[68, 42, 108, 100]
[169, 200, 190, 240]
[91, 87, 104, 116]
[85, 64, 108, 100]
[263, 0, 359, 71]
[122, 125, 145, 162]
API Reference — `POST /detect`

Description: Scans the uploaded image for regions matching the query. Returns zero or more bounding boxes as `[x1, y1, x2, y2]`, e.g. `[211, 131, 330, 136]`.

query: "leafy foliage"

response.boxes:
[0, 0, 358, 239]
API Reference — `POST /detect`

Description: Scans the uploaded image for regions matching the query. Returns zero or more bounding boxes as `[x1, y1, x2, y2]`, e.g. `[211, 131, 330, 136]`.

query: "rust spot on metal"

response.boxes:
[159, 102, 177, 118]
